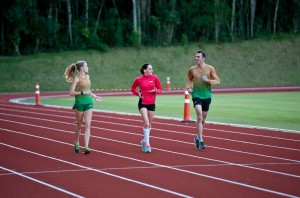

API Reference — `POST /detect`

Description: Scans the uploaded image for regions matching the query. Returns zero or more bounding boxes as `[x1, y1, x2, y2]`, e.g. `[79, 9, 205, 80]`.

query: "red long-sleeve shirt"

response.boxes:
[131, 74, 162, 104]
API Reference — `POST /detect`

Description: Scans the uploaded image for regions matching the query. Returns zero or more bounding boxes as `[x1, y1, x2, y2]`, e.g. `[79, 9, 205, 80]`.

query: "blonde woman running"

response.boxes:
[64, 61, 102, 154]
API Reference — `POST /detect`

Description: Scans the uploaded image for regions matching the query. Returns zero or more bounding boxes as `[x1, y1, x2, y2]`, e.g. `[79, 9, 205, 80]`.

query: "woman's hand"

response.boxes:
[149, 88, 157, 92]
[138, 92, 143, 98]
[91, 92, 103, 102]
[94, 96, 103, 102]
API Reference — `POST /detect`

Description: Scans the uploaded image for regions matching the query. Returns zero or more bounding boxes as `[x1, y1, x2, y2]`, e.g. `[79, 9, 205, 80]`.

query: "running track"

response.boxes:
[0, 89, 300, 198]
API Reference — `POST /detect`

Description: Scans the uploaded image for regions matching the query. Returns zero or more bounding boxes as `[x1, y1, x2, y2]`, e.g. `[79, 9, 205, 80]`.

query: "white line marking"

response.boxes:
[0, 143, 192, 198]
[3, 97, 300, 133]
[1, 162, 299, 177]
[1, 113, 300, 163]
[1, 110, 299, 151]
[1, 103, 300, 135]
[1, 104, 300, 142]
[1, 117, 300, 178]
[1, 128, 299, 197]
[0, 166, 84, 198]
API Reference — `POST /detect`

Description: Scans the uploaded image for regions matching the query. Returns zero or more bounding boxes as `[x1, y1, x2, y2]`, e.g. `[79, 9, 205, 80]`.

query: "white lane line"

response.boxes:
[0, 142, 191, 198]
[1, 162, 299, 177]
[96, 136, 300, 178]
[1, 103, 300, 137]
[1, 104, 300, 142]
[1, 111, 299, 151]
[1, 118, 300, 178]
[1, 128, 299, 198]
[0, 166, 84, 198]
[1, 115, 300, 164]
[1, 101, 299, 134]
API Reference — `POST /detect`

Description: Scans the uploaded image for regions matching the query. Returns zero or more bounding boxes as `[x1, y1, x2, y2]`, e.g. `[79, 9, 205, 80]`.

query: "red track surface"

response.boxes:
[1, 90, 300, 198]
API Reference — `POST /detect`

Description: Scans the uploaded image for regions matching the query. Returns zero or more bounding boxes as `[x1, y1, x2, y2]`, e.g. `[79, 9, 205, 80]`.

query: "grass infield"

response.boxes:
[21, 92, 300, 132]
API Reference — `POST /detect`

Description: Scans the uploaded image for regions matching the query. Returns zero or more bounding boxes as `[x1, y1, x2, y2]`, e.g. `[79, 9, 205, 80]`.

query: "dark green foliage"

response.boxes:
[0, 0, 299, 56]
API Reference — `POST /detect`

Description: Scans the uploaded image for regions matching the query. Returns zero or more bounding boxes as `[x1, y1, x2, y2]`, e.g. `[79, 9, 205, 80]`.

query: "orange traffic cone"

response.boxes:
[35, 82, 41, 105]
[181, 90, 195, 122]
[166, 77, 171, 90]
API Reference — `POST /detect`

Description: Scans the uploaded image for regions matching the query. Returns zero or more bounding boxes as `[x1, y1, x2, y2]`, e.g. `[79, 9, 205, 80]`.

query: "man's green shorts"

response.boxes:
[72, 103, 93, 112]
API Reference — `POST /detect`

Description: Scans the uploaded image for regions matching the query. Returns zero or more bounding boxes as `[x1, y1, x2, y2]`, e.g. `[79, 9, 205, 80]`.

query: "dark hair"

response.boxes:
[196, 50, 206, 58]
[140, 64, 150, 74]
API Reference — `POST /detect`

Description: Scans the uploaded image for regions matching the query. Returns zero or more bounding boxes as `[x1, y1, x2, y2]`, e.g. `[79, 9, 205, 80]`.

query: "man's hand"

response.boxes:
[201, 76, 208, 82]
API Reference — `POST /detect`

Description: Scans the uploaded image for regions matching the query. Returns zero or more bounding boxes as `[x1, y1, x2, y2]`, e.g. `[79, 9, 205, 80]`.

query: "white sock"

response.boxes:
[143, 128, 150, 145]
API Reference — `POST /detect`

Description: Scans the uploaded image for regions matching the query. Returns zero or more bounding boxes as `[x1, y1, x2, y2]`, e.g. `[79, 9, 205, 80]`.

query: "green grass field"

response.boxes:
[20, 92, 300, 131]
[4, 35, 300, 132]
[1, 35, 300, 93]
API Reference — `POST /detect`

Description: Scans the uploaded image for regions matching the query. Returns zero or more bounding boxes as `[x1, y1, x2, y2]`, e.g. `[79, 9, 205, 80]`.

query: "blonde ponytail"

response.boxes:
[64, 63, 77, 82]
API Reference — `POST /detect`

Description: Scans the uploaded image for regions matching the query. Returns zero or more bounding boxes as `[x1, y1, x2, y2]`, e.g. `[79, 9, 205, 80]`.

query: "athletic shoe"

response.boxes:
[145, 145, 152, 153]
[141, 140, 151, 153]
[141, 140, 146, 152]
[194, 135, 200, 149]
[199, 141, 207, 149]
[194, 135, 206, 150]
[74, 144, 80, 153]
[83, 147, 91, 154]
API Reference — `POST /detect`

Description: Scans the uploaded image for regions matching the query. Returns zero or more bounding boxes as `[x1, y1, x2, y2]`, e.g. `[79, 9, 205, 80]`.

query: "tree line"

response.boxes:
[1, 0, 299, 56]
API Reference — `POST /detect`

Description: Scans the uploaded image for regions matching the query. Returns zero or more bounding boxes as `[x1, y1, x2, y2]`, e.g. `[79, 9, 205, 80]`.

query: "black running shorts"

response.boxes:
[192, 98, 211, 112]
[138, 98, 155, 111]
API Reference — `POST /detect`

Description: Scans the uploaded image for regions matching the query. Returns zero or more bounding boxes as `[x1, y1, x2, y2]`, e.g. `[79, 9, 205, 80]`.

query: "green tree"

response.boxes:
[5, 0, 27, 55]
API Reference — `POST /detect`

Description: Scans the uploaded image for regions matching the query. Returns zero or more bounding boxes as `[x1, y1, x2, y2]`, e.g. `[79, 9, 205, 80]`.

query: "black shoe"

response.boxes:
[83, 147, 91, 154]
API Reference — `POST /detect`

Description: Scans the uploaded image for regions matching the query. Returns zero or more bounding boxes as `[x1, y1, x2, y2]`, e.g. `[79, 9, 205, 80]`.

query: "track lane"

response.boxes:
[0, 137, 191, 198]
[1, 129, 295, 198]
[1, 114, 299, 197]
[0, 165, 80, 198]
[1, 91, 300, 197]
[1, 107, 297, 169]
[1, 107, 299, 162]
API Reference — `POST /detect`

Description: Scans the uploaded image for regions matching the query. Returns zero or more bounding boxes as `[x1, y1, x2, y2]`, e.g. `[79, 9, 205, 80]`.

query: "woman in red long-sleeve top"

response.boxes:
[131, 64, 163, 153]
